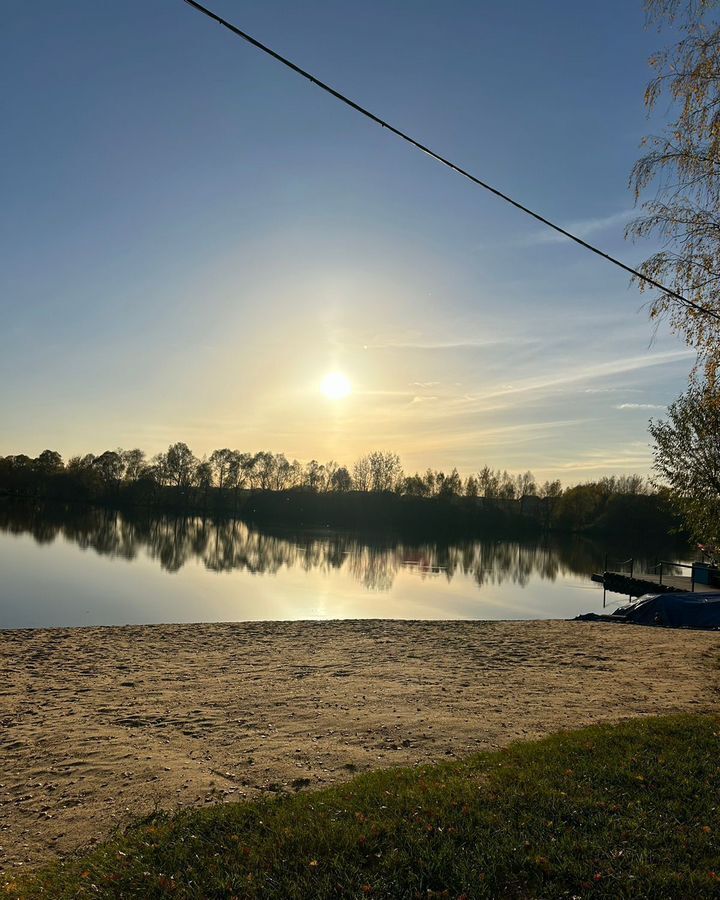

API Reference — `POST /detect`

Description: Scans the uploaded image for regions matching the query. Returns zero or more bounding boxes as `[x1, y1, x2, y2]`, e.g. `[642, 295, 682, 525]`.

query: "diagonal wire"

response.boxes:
[182, 0, 720, 323]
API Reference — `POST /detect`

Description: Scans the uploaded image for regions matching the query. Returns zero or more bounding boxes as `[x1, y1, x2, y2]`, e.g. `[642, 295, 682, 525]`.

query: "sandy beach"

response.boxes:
[1, 618, 718, 878]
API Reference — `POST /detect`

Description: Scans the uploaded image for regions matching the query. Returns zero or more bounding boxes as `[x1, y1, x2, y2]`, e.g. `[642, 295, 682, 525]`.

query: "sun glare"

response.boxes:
[321, 371, 352, 400]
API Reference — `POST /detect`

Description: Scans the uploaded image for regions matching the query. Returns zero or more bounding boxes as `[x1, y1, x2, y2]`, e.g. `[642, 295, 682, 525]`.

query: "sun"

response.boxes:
[321, 371, 352, 400]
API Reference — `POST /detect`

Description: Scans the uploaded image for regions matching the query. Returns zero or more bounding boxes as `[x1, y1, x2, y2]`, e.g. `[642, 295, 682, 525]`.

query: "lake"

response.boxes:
[0, 503, 662, 629]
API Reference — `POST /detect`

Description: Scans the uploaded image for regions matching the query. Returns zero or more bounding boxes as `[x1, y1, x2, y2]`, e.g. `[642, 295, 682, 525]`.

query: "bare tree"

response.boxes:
[210, 448, 235, 492]
[121, 449, 145, 483]
[538, 479, 563, 499]
[322, 460, 339, 492]
[273, 454, 293, 490]
[304, 459, 324, 492]
[515, 471, 537, 498]
[367, 451, 403, 492]
[236, 452, 254, 489]
[497, 470, 516, 500]
[477, 466, 500, 498]
[352, 455, 372, 492]
[195, 458, 214, 504]
[253, 451, 275, 490]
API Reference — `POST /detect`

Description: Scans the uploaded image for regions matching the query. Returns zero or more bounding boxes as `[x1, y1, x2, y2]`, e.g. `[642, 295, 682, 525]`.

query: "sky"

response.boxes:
[0, 0, 694, 482]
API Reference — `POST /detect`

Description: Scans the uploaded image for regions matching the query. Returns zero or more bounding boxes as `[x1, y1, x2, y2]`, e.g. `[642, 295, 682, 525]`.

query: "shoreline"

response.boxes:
[3, 615, 720, 631]
[2, 618, 718, 877]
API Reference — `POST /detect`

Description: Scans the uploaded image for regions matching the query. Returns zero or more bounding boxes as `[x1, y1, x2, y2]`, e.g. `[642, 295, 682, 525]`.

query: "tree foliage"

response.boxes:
[0, 443, 664, 537]
[649, 379, 720, 539]
[628, 0, 720, 372]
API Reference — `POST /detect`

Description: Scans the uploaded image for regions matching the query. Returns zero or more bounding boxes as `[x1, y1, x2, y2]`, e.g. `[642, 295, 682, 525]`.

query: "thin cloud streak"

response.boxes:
[365, 337, 539, 351]
[615, 402, 666, 410]
[517, 209, 636, 247]
[584, 387, 643, 394]
[456, 349, 693, 408]
[385, 418, 589, 452]
[557, 456, 652, 471]
[393, 349, 693, 429]
[550, 441, 653, 473]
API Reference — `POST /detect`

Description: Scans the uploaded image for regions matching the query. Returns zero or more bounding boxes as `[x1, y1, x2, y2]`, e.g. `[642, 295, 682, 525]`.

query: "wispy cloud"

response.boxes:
[411, 381, 440, 388]
[556, 456, 652, 472]
[615, 402, 666, 410]
[353, 349, 692, 434]
[549, 442, 653, 473]
[454, 349, 692, 409]
[366, 337, 538, 351]
[518, 209, 635, 247]
[387, 418, 589, 453]
[584, 387, 642, 395]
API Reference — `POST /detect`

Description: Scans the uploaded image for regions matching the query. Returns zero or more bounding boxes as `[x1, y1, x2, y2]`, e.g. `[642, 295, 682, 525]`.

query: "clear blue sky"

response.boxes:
[0, 0, 690, 480]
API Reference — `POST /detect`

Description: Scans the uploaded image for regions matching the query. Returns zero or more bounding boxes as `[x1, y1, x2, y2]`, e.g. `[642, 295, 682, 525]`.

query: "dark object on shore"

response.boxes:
[578, 592, 720, 630]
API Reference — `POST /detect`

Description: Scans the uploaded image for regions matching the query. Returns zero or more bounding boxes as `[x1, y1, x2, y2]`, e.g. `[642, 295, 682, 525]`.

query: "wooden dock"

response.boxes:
[592, 566, 720, 600]
[633, 572, 720, 593]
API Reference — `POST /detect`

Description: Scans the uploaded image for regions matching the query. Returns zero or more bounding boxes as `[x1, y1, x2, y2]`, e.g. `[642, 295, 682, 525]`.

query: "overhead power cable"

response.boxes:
[182, 0, 719, 323]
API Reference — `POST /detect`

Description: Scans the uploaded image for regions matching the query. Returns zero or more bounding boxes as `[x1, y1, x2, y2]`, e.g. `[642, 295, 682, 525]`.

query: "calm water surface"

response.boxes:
[0, 504, 658, 629]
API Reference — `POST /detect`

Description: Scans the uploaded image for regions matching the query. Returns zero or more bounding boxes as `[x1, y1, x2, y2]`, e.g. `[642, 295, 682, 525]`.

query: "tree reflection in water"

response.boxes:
[0, 504, 673, 592]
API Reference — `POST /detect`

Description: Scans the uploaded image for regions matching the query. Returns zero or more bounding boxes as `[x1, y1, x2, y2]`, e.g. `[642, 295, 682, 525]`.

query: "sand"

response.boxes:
[1, 619, 718, 877]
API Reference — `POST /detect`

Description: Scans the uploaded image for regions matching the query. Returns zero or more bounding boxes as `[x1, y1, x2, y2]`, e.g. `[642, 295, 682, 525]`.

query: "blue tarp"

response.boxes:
[611, 592, 720, 629]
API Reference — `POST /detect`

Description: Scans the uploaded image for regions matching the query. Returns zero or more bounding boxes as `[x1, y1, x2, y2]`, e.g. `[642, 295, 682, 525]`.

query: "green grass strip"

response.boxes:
[8, 715, 720, 899]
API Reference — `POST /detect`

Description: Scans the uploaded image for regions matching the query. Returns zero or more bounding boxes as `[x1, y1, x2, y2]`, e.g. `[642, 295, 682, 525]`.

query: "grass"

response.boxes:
[8, 715, 720, 899]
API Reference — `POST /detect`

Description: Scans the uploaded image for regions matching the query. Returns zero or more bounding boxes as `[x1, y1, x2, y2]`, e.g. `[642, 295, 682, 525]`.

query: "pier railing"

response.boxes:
[651, 560, 695, 592]
[603, 555, 635, 577]
[598, 557, 702, 604]
[603, 556, 697, 591]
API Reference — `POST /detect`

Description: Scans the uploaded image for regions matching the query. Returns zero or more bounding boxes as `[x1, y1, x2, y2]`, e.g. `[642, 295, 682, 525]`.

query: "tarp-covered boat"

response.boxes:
[578, 592, 720, 630]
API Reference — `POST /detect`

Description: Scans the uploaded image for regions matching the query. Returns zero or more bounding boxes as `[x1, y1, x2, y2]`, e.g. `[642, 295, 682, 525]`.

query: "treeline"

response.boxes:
[0, 443, 650, 500]
[0, 444, 678, 539]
